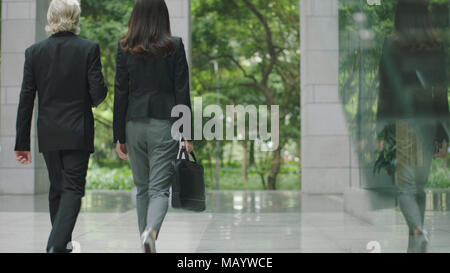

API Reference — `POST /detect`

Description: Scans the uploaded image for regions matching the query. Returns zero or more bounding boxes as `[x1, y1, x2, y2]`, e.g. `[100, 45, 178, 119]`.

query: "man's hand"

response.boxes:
[115, 142, 129, 160]
[15, 151, 32, 165]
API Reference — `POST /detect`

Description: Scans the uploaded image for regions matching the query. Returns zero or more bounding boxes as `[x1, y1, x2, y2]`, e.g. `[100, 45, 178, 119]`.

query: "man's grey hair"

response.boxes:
[45, 0, 81, 35]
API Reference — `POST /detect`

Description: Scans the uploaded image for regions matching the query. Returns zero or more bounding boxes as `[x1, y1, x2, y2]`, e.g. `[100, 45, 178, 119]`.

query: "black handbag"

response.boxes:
[171, 147, 206, 212]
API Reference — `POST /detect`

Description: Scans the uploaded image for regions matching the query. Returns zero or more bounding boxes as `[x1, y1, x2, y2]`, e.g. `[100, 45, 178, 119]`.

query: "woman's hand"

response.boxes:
[115, 142, 129, 160]
[183, 141, 194, 154]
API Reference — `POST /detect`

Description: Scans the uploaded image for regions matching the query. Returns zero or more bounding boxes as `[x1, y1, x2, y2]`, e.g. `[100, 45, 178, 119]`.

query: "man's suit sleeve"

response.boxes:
[113, 41, 129, 144]
[87, 43, 108, 107]
[15, 48, 37, 151]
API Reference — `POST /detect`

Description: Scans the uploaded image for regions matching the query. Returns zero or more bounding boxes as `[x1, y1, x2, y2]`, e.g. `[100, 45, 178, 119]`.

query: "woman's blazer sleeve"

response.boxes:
[174, 38, 193, 140]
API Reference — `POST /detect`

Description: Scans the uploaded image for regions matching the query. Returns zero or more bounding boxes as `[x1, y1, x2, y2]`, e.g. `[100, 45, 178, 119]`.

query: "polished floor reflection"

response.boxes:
[0, 190, 449, 253]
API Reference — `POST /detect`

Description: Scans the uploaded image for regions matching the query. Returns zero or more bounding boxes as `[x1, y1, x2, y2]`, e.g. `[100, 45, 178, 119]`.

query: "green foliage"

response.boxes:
[192, 0, 301, 189]
[373, 124, 396, 176]
[86, 166, 134, 190]
[206, 168, 300, 191]
[428, 158, 450, 189]
[86, 160, 300, 191]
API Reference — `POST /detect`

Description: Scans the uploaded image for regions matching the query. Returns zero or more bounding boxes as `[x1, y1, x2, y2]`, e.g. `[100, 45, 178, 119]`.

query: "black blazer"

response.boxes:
[113, 37, 192, 144]
[377, 36, 449, 142]
[15, 31, 108, 153]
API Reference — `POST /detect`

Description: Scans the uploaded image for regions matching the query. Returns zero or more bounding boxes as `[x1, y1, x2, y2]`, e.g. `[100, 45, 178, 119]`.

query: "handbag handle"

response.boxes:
[190, 151, 197, 162]
[177, 136, 197, 162]
[177, 147, 197, 162]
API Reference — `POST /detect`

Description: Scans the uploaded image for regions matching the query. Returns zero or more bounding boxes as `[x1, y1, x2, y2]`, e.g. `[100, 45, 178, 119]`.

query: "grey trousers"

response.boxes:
[395, 119, 436, 233]
[126, 118, 179, 239]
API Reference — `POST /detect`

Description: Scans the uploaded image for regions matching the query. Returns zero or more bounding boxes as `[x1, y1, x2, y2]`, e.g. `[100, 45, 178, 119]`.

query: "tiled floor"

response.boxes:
[0, 190, 449, 253]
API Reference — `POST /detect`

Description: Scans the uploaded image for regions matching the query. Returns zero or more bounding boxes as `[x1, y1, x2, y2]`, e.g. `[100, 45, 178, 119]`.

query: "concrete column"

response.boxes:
[166, 0, 191, 63]
[300, 0, 351, 194]
[0, 0, 50, 194]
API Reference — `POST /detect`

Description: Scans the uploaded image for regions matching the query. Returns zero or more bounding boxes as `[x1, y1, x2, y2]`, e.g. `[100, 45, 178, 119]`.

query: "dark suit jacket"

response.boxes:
[377, 36, 449, 142]
[113, 37, 192, 144]
[15, 31, 108, 153]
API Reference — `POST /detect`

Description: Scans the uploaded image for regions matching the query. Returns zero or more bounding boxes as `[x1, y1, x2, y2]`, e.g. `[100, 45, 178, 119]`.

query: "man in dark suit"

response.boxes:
[14, 0, 107, 253]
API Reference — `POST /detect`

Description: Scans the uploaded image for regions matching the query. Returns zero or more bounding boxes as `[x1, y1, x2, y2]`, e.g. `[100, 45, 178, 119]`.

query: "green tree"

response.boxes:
[192, 0, 300, 189]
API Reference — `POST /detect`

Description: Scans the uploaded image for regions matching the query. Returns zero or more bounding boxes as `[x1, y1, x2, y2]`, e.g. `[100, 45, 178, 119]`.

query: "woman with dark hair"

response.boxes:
[113, 0, 193, 253]
[377, 0, 449, 253]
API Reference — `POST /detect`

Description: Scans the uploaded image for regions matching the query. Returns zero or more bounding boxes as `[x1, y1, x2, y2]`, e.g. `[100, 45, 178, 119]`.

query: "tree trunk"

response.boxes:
[443, 142, 448, 169]
[249, 141, 255, 167]
[220, 144, 225, 168]
[207, 145, 214, 185]
[228, 141, 234, 164]
[242, 141, 248, 183]
[267, 147, 282, 190]
[259, 172, 267, 190]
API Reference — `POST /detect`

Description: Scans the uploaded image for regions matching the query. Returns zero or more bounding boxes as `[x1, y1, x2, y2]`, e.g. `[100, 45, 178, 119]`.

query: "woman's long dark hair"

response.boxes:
[394, 0, 442, 51]
[121, 0, 175, 58]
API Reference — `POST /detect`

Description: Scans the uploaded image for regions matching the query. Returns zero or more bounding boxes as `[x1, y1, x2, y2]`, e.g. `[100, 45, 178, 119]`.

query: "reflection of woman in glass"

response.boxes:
[377, 0, 448, 253]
